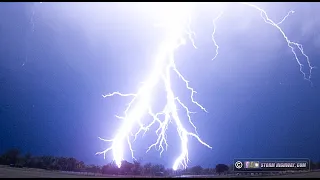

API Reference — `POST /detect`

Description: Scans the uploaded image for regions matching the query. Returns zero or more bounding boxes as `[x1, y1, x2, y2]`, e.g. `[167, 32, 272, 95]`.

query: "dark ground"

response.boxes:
[1, 165, 320, 178]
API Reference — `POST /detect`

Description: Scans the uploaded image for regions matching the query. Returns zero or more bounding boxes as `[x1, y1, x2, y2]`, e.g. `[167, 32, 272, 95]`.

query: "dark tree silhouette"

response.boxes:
[151, 163, 165, 174]
[311, 161, 317, 170]
[76, 160, 85, 172]
[215, 164, 229, 175]
[120, 160, 134, 175]
[143, 162, 152, 175]
[190, 165, 203, 175]
[132, 160, 142, 175]
[23, 152, 32, 167]
[66, 157, 77, 171]
[1, 148, 21, 165]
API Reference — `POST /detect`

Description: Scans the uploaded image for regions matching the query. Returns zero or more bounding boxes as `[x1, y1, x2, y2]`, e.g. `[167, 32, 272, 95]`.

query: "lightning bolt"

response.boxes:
[96, 2, 314, 170]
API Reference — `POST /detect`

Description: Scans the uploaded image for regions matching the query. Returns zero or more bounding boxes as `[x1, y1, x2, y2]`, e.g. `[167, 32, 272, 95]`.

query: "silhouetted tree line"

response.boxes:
[1, 148, 319, 176]
[0, 148, 234, 176]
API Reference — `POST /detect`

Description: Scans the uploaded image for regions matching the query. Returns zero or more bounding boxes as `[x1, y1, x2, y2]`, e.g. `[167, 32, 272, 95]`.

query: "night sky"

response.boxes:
[1, 2, 319, 168]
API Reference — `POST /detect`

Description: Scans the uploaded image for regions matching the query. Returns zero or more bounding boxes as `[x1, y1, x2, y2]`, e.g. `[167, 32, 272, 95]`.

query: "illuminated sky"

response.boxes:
[0, 2, 319, 167]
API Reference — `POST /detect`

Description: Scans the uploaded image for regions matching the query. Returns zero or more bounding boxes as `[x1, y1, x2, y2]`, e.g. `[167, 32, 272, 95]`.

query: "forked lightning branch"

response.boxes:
[96, 2, 315, 170]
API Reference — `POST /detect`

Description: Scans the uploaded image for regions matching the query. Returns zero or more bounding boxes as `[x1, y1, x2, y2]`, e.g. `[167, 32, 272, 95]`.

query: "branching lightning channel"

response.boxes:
[240, 2, 315, 82]
[97, 2, 314, 170]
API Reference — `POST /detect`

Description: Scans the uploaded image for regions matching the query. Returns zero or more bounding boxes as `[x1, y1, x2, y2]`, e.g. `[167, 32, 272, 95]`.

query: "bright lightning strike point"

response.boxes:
[97, 2, 314, 170]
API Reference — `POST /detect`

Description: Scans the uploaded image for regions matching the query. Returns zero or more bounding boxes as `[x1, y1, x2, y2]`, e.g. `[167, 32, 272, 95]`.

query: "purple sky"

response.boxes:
[0, 2, 319, 168]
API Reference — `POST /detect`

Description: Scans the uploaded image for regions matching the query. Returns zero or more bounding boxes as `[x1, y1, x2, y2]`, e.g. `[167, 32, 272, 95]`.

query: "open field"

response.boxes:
[257, 171, 320, 178]
[179, 171, 320, 178]
[1, 166, 320, 178]
[0, 166, 103, 178]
